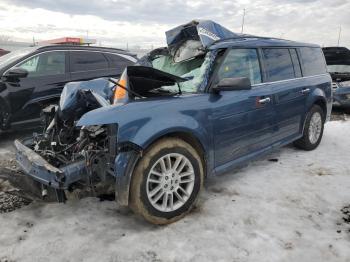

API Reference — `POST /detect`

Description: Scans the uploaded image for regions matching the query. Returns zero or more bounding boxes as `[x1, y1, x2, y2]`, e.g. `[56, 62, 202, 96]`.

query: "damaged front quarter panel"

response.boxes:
[114, 142, 143, 206]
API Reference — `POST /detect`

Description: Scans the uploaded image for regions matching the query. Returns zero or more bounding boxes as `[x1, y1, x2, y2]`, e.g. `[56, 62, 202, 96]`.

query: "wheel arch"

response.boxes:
[312, 98, 327, 118]
[143, 130, 208, 178]
[115, 129, 209, 207]
[306, 85, 331, 122]
[301, 96, 327, 136]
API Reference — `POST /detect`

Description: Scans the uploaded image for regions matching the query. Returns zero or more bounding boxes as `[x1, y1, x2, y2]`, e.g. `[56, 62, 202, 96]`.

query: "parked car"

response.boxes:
[15, 20, 332, 224]
[0, 45, 137, 131]
[0, 49, 10, 57]
[322, 47, 350, 109]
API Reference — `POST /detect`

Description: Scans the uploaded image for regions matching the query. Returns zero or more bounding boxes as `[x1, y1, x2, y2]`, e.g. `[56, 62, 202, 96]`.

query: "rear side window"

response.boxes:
[70, 51, 108, 72]
[299, 47, 327, 76]
[262, 48, 295, 82]
[105, 53, 133, 70]
[289, 49, 302, 78]
[216, 48, 262, 85]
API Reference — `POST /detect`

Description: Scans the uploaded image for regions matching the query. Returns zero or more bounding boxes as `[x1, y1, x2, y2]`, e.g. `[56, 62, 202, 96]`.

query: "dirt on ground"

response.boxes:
[0, 130, 34, 213]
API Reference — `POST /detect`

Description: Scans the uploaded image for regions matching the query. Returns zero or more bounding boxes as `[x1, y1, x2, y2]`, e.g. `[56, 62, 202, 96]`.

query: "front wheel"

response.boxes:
[129, 138, 204, 224]
[294, 105, 325, 150]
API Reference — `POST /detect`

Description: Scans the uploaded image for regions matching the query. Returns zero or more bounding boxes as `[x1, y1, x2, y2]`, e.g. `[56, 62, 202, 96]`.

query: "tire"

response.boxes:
[294, 105, 325, 150]
[129, 138, 204, 224]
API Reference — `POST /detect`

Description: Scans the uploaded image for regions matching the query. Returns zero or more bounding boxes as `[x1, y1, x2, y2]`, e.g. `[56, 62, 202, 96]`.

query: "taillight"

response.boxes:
[113, 70, 128, 104]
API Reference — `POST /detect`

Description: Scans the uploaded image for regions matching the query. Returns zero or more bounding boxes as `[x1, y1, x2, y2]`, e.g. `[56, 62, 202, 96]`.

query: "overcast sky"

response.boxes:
[0, 0, 348, 49]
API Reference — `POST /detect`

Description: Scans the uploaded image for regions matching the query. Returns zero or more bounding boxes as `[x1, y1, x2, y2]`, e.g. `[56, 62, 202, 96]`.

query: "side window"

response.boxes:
[289, 49, 302, 78]
[17, 51, 66, 77]
[18, 56, 39, 73]
[70, 51, 108, 72]
[105, 53, 133, 70]
[262, 48, 295, 82]
[216, 49, 262, 85]
[299, 47, 327, 76]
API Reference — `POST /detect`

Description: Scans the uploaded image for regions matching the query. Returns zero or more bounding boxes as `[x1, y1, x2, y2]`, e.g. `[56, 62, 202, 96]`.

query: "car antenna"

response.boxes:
[108, 78, 143, 98]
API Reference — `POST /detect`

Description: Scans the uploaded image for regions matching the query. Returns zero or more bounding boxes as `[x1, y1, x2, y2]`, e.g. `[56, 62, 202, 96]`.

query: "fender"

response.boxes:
[305, 85, 332, 122]
[77, 95, 213, 153]
[114, 149, 141, 206]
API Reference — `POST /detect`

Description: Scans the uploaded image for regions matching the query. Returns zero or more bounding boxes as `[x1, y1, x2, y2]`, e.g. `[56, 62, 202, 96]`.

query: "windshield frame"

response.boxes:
[147, 50, 219, 94]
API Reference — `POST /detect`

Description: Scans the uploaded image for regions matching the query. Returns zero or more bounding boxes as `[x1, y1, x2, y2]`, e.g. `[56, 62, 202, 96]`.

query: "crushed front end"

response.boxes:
[14, 20, 223, 204]
[14, 78, 118, 202]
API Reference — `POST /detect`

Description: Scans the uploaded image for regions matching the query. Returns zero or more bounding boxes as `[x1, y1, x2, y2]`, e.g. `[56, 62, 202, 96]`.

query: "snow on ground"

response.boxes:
[0, 121, 350, 262]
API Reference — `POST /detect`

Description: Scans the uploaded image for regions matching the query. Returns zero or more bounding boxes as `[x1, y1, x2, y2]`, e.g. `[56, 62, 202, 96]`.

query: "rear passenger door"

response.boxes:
[69, 51, 110, 81]
[104, 53, 136, 76]
[261, 48, 307, 142]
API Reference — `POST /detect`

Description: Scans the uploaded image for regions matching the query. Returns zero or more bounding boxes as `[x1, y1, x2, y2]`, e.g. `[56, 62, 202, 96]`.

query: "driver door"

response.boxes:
[6, 51, 69, 125]
[211, 48, 277, 172]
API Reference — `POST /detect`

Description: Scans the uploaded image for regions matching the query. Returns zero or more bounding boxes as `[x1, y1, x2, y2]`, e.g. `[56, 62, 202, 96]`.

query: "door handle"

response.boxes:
[258, 97, 271, 104]
[301, 88, 310, 94]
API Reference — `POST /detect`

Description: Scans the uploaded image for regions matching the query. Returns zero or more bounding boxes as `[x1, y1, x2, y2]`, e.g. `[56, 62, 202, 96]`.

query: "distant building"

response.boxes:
[39, 37, 97, 46]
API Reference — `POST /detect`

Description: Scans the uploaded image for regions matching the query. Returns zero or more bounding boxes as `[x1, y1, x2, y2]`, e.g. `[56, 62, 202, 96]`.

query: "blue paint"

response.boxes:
[16, 21, 333, 206]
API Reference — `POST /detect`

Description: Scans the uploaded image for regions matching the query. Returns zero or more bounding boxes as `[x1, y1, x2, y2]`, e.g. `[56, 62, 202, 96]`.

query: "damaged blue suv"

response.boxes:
[15, 20, 332, 224]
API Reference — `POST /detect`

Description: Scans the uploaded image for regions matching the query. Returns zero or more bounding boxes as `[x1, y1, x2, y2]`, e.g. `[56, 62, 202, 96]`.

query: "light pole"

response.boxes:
[337, 25, 342, 46]
[241, 8, 246, 34]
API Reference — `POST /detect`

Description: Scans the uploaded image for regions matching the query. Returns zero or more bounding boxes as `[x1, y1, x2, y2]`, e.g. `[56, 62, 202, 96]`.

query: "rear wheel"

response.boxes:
[294, 105, 325, 150]
[129, 138, 204, 224]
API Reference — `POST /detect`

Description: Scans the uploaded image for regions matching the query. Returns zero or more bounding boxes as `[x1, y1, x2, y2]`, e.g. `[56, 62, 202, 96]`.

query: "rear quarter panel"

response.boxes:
[304, 74, 332, 122]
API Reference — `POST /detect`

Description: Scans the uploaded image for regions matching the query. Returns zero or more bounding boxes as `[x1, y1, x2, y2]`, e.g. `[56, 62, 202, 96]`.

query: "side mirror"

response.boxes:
[2, 68, 28, 81]
[212, 77, 252, 92]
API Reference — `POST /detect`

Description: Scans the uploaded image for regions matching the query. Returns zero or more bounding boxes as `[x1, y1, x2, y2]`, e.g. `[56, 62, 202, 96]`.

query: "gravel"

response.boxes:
[0, 191, 31, 213]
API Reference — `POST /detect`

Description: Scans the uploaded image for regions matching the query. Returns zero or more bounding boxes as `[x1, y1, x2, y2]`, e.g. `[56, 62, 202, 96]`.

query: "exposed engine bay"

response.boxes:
[17, 78, 117, 201]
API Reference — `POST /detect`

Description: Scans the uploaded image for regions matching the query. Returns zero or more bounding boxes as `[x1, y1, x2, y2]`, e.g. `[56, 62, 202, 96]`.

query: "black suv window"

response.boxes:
[105, 53, 133, 70]
[299, 47, 327, 76]
[217, 49, 262, 85]
[70, 51, 108, 72]
[17, 51, 66, 77]
[262, 48, 295, 82]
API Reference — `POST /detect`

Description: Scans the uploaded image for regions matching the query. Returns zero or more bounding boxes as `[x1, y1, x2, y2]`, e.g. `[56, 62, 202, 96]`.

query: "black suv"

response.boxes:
[0, 45, 137, 131]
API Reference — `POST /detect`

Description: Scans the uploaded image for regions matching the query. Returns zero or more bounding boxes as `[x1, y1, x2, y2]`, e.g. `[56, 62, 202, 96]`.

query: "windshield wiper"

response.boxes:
[176, 82, 182, 95]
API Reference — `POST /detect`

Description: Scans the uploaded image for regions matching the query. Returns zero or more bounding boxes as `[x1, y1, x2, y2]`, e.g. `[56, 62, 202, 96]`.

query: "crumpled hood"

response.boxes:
[125, 66, 186, 96]
[165, 20, 237, 62]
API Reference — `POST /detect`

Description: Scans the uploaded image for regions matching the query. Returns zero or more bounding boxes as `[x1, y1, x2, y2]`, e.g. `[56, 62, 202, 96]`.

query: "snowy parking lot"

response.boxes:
[0, 117, 350, 262]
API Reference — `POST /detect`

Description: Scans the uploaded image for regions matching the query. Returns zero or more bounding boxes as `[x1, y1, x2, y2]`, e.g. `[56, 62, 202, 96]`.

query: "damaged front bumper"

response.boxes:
[15, 139, 87, 190]
[15, 138, 142, 206]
